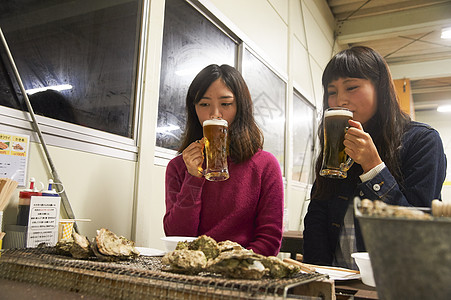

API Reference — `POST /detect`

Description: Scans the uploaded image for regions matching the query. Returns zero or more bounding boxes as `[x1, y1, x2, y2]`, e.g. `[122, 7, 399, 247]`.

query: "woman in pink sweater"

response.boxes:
[164, 64, 284, 256]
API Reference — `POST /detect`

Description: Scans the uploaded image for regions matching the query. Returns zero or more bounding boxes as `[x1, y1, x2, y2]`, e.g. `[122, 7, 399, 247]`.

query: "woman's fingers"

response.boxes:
[344, 122, 382, 172]
[182, 140, 204, 177]
[348, 119, 363, 130]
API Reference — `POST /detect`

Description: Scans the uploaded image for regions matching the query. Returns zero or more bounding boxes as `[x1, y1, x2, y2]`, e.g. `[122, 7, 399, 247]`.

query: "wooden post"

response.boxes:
[394, 78, 415, 119]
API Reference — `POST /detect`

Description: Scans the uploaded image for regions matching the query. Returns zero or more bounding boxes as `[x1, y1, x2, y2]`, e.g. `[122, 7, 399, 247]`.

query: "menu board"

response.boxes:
[0, 131, 30, 187]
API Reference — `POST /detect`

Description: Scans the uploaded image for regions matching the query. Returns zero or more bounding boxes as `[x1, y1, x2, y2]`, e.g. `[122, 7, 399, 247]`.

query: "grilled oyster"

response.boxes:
[94, 228, 139, 260]
[55, 239, 73, 256]
[91, 240, 117, 262]
[217, 240, 243, 252]
[162, 249, 207, 274]
[161, 235, 302, 279]
[177, 235, 220, 260]
[55, 232, 93, 259]
[70, 231, 93, 259]
[207, 249, 268, 279]
[175, 240, 190, 250]
[261, 256, 301, 278]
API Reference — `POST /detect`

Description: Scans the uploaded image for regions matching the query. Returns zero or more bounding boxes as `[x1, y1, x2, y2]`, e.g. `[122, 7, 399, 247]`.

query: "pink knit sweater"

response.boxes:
[164, 150, 284, 256]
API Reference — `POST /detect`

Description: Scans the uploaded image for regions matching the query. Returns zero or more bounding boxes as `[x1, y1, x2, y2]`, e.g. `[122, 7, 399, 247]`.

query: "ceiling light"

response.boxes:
[441, 27, 451, 39]
[437, 105, 451, 113]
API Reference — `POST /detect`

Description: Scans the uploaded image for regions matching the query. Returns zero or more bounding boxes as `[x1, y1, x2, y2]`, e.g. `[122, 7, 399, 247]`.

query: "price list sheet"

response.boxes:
[0, 131, 30, 187]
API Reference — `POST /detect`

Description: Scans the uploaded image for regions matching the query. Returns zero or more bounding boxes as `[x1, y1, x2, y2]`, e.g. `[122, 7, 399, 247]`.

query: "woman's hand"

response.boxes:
[182, 139, 205, 178]
[344, 120, 383, 173]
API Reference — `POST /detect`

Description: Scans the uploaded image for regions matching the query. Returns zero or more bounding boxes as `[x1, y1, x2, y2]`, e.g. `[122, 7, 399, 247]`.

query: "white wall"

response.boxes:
[3, 141, 137, 240]
[2, 0, 337, 249]
[413, 96, 451, 204]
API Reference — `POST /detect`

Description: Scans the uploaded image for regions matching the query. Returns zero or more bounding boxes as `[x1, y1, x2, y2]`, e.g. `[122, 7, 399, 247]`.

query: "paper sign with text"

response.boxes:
[26, 196, 61, 247]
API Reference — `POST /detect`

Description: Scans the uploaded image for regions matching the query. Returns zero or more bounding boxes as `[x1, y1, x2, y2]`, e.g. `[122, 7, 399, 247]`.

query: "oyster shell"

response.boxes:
[95, 228, 139, 260]
[217, 240, 243, 252]
[70, 231, 93, 259]
[261, 256, 301, 278]
[207, 249, 268, 279]
[91, 240, 118, 262]
[163, 235, 301, 279]
[175, 241, 190, 250]
[162, 249, 207, 274]
[55, 239, 73, 256]
[177, 235, 220, 260]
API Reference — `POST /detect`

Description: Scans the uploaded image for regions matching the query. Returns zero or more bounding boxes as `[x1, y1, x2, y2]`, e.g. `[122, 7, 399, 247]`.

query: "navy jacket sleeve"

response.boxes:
[357, 122, 446, 207]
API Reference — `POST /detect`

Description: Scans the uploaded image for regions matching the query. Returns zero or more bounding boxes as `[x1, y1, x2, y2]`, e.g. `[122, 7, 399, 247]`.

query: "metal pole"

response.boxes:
[0, 27, 79, 232]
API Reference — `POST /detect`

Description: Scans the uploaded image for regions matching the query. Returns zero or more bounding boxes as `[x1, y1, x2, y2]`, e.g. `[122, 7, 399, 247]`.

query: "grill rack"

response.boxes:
[0, 247, 326, 299]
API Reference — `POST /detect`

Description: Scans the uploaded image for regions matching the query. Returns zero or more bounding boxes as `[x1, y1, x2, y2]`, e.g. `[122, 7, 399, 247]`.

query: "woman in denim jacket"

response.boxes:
[303, 46, 447, 269]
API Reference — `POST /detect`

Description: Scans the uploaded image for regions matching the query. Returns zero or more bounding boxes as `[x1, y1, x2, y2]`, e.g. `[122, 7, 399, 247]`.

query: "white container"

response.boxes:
[351, 252, 376, 287]
[161, 236, 197, 252]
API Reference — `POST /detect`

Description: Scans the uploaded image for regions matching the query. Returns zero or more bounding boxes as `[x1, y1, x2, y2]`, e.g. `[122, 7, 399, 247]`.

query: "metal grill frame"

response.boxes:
[0, 247, 327, 299]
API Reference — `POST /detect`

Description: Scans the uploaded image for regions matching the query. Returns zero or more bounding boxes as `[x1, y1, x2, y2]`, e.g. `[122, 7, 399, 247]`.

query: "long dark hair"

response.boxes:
[313, 46, 411, 197]
[178, 64, 263, 163]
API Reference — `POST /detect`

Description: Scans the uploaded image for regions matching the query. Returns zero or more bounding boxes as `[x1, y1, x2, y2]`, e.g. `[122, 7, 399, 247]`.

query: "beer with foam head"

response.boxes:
[203, 119, 229, 181]
[320, 107, 354, 179]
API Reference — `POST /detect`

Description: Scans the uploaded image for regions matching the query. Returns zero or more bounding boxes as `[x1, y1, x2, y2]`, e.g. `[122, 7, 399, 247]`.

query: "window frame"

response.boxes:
[154, 0, 289, 173]
[240, 44, 288, 176]
[290, 88, 317, 190]
[0, 0, 150, 161]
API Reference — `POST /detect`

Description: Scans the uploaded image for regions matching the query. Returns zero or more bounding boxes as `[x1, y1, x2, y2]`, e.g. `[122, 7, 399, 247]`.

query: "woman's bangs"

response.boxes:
[323, 54, 367, 85]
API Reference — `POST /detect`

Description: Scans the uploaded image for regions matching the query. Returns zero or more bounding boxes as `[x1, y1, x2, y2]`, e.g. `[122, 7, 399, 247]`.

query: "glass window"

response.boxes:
[292, 92, 316, 184]
[156, 0, 237, 151]
[0, 0, 143, 138]
[242, 49, 286, 175]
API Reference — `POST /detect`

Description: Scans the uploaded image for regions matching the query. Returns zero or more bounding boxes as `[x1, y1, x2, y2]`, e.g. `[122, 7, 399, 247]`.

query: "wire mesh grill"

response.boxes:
[0, 247, 326, 299]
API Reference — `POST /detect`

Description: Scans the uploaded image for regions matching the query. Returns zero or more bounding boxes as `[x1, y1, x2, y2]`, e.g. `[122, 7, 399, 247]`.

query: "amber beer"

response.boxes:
[203, 119, 229, 181]
[320, 107, 354, 179]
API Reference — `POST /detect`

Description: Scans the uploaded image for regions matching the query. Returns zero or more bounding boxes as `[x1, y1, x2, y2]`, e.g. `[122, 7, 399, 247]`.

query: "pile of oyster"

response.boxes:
[358, 199, 432, 220]
[55, 228, 140, 261]
[161, 235, 300, 279]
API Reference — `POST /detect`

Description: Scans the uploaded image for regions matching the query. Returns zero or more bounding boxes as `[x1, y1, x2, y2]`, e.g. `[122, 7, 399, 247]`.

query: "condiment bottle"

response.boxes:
[41, 179, 60, 197]
[17, 178, 42, 226]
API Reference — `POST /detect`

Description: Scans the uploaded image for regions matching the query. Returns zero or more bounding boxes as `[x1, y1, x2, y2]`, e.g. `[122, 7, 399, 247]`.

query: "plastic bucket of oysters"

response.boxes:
[354, 197, 451, 300]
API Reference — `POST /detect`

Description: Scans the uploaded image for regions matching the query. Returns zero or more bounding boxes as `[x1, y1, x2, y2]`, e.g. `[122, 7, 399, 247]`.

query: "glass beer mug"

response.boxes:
[201, 119, 229, 181]
[319, 107, 354, 179]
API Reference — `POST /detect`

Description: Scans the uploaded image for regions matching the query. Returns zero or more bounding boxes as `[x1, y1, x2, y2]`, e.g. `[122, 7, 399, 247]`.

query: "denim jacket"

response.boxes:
[303, 121, 447, 266]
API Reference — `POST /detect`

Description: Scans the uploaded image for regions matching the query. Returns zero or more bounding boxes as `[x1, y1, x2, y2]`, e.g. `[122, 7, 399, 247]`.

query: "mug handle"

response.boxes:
[197, 166, 205, 177]
[340, 157, 354, 172]
[340, 126, 354, 172]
